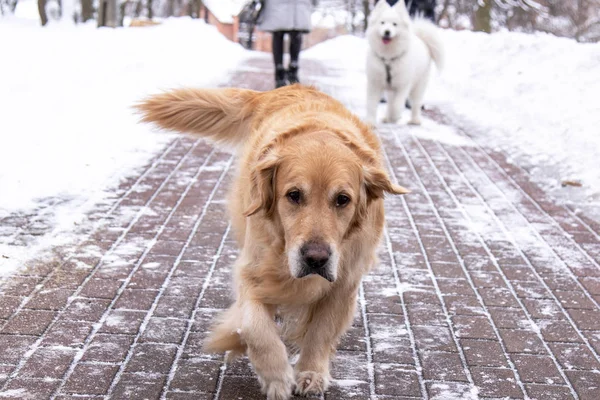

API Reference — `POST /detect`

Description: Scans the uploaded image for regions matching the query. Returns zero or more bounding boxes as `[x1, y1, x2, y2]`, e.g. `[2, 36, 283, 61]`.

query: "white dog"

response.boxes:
[365, 0, 444, 125]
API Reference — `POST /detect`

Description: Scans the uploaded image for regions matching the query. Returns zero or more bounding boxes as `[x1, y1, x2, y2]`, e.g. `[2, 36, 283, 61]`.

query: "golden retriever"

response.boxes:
[136, 85, 408, 400]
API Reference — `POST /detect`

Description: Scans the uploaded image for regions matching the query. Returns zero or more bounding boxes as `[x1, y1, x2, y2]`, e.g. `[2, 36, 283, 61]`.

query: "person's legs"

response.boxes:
[272, 31, 287, 88]
[287, 30, 303, 84]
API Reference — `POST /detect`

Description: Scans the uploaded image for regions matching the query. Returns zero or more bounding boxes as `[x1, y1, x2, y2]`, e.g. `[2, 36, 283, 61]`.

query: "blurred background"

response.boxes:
[2, 0, 599, 42]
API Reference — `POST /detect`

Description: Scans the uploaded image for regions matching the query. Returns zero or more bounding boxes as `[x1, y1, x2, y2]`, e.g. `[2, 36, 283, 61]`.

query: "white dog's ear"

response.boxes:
[370, 0, 390, 21]
[392, 0, 409, 15]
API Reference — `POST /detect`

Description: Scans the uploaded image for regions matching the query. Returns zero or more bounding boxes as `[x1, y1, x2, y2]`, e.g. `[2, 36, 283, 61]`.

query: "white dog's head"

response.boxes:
[367, 1, 411, 47]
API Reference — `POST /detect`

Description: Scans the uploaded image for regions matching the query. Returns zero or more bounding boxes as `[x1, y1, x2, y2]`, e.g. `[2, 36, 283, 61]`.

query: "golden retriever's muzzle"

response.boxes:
[298, 241, 334, 282]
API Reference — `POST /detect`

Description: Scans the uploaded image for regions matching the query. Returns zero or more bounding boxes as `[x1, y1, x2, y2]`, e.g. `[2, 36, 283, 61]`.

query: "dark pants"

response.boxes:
[272, 30, 303, 66]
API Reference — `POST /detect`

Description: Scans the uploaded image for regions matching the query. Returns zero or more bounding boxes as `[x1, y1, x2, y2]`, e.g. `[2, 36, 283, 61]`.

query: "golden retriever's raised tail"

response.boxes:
[135, 88, 259, 149]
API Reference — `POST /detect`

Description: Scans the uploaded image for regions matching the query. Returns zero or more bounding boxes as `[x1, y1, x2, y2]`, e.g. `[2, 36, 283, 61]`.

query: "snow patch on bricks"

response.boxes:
[0, 18, 248, 276]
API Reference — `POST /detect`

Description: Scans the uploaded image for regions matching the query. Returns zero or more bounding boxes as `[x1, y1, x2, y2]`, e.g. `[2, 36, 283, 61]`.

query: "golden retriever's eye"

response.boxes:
[393, 22, 397, 26]
[380, 21, 384, 25]
[336, 194, 351, 208]
[287, 190, 301, 204]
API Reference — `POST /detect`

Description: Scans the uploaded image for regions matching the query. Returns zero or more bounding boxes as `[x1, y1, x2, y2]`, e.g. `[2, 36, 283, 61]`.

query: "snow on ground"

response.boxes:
[304, 30, 600, 218]
[0, 14, 248, 275]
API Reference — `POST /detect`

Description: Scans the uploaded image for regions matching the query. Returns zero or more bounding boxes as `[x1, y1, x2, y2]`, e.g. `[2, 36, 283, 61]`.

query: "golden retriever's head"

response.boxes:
[245, 130, 408, 283]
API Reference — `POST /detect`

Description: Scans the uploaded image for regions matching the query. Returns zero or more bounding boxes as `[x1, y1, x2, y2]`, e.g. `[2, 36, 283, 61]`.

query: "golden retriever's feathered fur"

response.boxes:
[136, 85, 408, 400]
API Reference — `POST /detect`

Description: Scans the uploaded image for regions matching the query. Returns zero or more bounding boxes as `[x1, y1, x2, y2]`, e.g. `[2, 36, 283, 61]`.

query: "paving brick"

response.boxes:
[125, 343, 177, 374]
[79, 278, 122, 299]
[565, 370, 600, 399]
[370, 314, 414, 365]
[41, 319, 93, 348]
[114, 289, 159, 311]
[1, 309, 55, 335]
[169, 358, 221, 393]
[413, 325, 457, 353]
[430, 262, 465, 279]
[154, 296, 196, 319]
[98, 310, 145, 335]
[63, 298, 110, 322]
[426, 381, 476, 399]
[555, 290, 596, 309]
[374, 365, 421, 397]
[461, 339, 508, 367]
[0, 296, 23, 319]
[419, 351, 467, 381]
[488, 306, 530, 329]
[452, 315, 497, 340]
[498, 328, 546, 354]
[443, 295, 486, 316]
[511, 354, 564, 384]
[128, 269, 169, 290]
[2, 378, 60, 399]
[20, 347, 75, 379]
[525, 384, 574, 400]
[63, 363, 119, 395]
[567, 308, 600, 330]
[406, 303, 446, 326]
[479, 287, 520, 307]
[549, 342, 600, 371]
[471, 367, 523, 398]
[111, 372, 166, 399]
[523, 298, 566, 320]
[1, 276, 42, 296]
[219, 376, 264, 400]
[24, 288, 73, 310]
[82, 334, 134, 363]
[140, 317, 187, 344]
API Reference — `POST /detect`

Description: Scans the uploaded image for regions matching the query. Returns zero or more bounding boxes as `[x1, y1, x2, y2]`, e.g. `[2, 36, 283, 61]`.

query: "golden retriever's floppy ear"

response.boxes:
[363, 166, 410, 201]
[244, 151, 280, 217]
[135, 88, 260, 148]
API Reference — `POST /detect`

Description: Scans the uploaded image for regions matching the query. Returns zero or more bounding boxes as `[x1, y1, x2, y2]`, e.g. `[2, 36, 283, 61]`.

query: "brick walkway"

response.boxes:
[1, 55, 599, 400]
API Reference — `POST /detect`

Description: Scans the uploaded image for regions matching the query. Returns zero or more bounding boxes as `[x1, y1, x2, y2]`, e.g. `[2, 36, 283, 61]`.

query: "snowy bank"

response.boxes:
[304, 31, 600, 217]
[0, 17, 248, 275]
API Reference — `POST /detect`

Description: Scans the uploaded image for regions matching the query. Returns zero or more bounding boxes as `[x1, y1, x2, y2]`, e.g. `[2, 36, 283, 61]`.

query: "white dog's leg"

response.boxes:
[366, 82, 381, 125]
[240, 300, 294, 400]
[384, 88, 408, 124]
[408, 74, 430, 125]
[294, 285, 359, 396]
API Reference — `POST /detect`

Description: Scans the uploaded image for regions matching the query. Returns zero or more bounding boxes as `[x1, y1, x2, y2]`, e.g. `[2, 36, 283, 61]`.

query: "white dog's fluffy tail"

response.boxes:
[413, 18, 445, 72]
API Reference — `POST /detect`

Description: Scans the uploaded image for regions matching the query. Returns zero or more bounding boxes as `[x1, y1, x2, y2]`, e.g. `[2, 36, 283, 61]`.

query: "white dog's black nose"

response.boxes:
[301, 242, 331, 270]
[384, 30, 391, 37]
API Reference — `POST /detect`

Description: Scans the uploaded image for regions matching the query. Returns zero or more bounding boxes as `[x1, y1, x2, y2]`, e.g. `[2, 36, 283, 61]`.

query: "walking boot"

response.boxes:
[275, 64, 287, 88]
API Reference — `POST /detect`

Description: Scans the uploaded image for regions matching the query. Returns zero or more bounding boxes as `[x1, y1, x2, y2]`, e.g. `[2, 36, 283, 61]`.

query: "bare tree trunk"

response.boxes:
[147, 0, 153, 20]
[134, 0, 142, 17]
[437, 0, 450, 26]
[119, 0, 127, 26]
[362, 0, 369, 31]
[38, 0, 48, 26]
[81, 0, 93, 21]
[98, 0, 118, 27]
[473, 0, 492, 33]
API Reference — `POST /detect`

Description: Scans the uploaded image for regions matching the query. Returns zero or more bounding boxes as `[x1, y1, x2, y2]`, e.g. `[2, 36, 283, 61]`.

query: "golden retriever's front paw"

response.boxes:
[260, 367, 295, 400]
[266, 380, 293, 400]
[408, 118, 422, 126]
[294, 371, 330, 396]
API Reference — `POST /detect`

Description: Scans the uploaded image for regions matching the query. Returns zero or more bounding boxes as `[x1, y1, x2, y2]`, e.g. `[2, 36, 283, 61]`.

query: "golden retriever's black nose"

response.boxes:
[301, 242, 331, 270]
